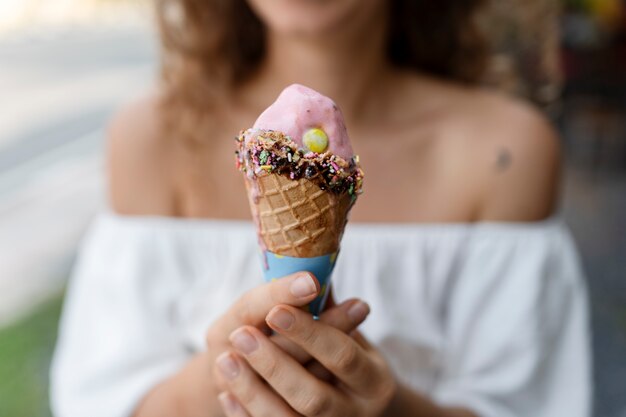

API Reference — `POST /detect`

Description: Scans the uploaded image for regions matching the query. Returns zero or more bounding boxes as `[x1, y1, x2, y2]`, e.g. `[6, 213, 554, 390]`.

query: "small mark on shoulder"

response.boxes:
[495, 148, 513, 172]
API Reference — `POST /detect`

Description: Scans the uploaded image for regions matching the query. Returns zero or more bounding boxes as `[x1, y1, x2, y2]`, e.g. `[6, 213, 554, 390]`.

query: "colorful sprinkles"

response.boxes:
[235, 129, 364, 196]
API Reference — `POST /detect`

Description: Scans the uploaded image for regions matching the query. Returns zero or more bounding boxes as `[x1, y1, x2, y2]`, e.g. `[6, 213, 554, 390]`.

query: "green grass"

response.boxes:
[0, 295, 64, 417]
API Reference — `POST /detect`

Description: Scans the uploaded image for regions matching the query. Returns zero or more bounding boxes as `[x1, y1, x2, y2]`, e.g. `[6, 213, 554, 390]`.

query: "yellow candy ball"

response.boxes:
[302, 128, 329, 153]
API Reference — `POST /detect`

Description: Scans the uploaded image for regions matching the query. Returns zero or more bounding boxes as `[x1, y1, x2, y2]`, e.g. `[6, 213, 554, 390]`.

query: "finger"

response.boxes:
[350, 329, 374, 350]
[215, 351, 296, 417]
[324, 287, 337, 310]
[230, 326, 347, 417]
[217, 272, 319, 335]
[270, 298, 369, 364]
[217, 392, 251, 417]
[266, 303, 378, 396]
[306, 361, 334, 382]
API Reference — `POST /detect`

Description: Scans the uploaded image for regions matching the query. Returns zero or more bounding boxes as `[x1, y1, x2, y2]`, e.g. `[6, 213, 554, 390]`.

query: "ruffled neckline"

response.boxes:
[97, 210, 563, 236]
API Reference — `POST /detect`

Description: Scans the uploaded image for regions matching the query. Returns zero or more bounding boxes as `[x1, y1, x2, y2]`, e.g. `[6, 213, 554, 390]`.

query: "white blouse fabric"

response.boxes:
[51, 213, 591, 417]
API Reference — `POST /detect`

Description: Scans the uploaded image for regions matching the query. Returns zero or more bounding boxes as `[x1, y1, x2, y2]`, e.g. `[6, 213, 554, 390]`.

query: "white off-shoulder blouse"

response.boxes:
[50, 213, 591, 417]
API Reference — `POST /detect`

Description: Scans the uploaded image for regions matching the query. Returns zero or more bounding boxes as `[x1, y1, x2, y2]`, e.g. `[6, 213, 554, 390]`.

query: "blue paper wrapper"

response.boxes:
[262, 251, 339, 317]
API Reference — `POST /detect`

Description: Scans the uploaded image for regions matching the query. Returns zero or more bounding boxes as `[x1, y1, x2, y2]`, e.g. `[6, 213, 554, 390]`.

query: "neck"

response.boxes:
[241, 5, 390, 123]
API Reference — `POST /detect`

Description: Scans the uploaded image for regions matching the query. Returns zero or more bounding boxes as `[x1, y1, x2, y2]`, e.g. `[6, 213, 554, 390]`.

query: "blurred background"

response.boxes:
[0, 0, 624, 416]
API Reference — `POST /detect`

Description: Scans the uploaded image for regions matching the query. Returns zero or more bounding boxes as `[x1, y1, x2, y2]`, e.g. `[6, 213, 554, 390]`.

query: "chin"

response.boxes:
[246, 0, 383, 37]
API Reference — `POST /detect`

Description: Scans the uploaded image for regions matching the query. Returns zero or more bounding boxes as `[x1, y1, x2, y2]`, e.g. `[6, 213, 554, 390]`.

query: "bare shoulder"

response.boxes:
[106, 90, 177, 216]
[459, 89, 561, 221]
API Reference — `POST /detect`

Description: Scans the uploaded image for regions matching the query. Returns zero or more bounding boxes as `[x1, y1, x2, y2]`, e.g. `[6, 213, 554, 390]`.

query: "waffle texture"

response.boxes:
[246, 174, 352, 257]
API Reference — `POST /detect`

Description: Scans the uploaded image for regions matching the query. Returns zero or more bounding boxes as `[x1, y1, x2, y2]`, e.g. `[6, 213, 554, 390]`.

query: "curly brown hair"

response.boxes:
[155, 0, 488, 139]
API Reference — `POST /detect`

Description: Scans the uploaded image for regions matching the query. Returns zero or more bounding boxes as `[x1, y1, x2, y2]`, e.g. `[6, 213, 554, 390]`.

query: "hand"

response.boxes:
[133, 272, 368, 417]
[216, 303, 397, 417]
[206, 272, 370, 407]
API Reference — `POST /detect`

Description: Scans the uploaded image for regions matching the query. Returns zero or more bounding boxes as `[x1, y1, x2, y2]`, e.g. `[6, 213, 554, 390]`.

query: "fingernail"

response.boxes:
[267, 308, 295, 330]
[290, 274, 317, 298]
[218, 392, 241, 413]
[216, 352, 239, 380]
[230, 328, 259, 355]
[347, 301, 370, 324]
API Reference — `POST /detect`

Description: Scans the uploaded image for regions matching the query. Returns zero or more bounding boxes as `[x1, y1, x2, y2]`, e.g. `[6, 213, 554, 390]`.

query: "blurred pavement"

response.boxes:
[0, 19, 157, 325]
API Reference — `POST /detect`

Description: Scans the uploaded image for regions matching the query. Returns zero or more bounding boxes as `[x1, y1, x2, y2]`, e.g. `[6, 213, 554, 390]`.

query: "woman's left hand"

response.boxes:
[214, 301, 397, 417]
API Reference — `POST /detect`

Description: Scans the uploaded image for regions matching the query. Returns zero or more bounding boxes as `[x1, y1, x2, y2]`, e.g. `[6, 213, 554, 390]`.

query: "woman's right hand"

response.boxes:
[134, 272, 370, 417]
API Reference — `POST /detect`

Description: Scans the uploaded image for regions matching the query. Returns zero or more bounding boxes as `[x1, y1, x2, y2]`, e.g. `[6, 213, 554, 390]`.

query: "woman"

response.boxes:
[51, 0, 591, 416]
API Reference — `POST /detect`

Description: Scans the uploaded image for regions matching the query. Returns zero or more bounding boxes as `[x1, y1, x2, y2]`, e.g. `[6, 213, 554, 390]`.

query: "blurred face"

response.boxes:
[245, 0, 387, 37]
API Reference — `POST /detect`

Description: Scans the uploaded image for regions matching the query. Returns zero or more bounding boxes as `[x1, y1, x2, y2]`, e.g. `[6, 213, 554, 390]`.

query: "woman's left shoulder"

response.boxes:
[456, 88, 562, 222]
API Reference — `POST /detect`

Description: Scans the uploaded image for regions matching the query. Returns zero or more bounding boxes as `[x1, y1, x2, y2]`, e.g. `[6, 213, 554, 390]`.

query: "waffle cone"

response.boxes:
[245, 174, 353, 257]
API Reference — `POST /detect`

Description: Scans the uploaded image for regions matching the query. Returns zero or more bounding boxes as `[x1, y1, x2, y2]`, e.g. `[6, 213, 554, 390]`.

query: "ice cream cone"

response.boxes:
[236, 84, 363, 316]
[245, 173, 352, 257]
[244, 173, 352, 316]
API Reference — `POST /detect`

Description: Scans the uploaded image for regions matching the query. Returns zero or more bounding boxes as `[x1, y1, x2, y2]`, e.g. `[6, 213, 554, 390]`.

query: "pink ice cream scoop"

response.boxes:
[251, 84, 354, 160]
